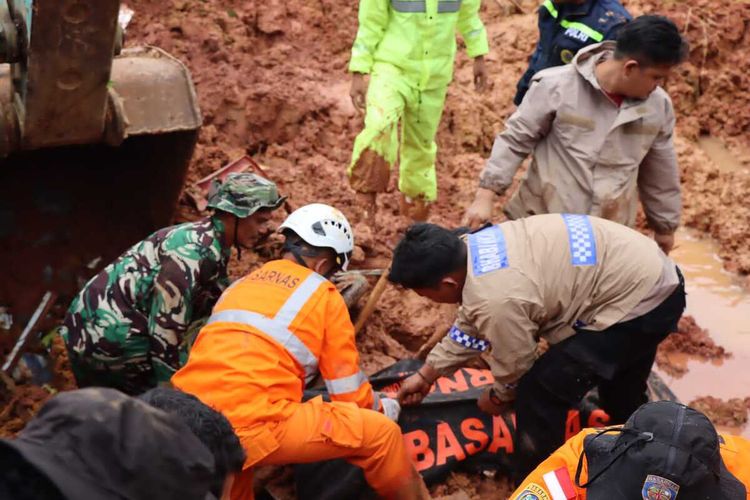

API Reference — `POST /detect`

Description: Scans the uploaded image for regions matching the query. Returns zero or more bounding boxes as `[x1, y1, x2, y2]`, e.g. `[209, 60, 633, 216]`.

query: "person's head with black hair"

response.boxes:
[139, 387, 246, 500]
[389, 223, 468, 304]
[596, 15, 689, 99]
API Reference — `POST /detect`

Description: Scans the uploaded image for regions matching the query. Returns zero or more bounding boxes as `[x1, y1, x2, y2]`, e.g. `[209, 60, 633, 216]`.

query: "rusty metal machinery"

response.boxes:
[0, 0, 203, 327]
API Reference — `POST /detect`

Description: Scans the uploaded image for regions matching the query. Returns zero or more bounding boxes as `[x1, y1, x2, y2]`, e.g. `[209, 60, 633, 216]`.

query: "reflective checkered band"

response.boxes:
[468, 225, 509, 276]
[562, 214, 597, 266]
[448, 325, 489, 352]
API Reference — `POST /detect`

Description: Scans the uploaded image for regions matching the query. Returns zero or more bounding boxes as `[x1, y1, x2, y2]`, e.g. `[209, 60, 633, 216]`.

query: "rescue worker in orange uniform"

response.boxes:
[173, 203, 429, 500]
[511, 401, 749, 499]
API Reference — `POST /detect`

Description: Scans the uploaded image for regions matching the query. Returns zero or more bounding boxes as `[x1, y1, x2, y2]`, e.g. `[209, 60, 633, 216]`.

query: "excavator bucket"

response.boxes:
[0, 0, 202, 331]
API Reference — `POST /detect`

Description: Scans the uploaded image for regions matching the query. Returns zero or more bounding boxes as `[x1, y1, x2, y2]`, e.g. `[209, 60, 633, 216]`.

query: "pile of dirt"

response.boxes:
[432, 471, 514, 500]
[0, 336, 77, 437]
[655, 315, 729, 376]
[689, 395, 750, 429]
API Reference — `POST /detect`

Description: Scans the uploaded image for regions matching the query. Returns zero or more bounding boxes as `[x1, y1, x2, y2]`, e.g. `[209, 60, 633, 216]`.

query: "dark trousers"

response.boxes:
[512, 269, 686, 482]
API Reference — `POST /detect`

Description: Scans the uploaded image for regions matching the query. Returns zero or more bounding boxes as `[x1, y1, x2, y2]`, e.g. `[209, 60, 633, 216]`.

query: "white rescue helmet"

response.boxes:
[279, 203, 355, 271]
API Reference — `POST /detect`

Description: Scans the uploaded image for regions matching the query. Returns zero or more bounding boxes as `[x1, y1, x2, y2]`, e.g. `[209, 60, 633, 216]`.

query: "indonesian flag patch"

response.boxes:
[542, 467, 577, 500]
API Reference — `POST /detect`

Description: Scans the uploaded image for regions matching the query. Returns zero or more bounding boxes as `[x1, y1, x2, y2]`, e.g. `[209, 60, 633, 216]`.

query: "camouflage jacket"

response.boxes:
[63, 216, 231, 388]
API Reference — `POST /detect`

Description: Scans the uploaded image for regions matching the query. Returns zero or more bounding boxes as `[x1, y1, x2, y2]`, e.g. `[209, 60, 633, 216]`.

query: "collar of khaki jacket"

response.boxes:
[572, 41, 657, 111]
[573, 41, 613, 91]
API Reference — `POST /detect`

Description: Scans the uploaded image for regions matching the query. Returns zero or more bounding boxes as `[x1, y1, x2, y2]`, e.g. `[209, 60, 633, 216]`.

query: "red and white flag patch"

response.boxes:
[542, 467, 577, 500]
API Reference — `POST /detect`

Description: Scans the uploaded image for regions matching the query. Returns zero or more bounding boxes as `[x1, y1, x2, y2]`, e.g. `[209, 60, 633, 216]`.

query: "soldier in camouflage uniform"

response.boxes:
[60, 173, 286, 395]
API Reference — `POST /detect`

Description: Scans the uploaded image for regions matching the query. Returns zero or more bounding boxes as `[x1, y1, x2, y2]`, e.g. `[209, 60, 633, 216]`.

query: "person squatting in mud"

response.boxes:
[173, 203, 431, 500]
[392, 214, 686, 482]
[464, 15, 689, 255]
[511, 401, 750, 499]
[59, 173, 286, 395]
[347, 0, 489, 226]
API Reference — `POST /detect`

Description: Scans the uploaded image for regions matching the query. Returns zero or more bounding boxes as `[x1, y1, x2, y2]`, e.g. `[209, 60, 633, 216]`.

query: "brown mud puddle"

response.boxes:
[697, 136, 750, 174]
[654, 228, 750, 436]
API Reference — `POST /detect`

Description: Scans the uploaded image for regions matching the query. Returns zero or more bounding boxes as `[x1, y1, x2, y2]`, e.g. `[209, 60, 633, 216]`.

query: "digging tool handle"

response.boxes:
[2, 291, 57, 375]
[354, 269, 390, 334]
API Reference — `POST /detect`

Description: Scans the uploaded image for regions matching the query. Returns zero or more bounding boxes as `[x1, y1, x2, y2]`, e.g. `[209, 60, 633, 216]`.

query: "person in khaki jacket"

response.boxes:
[391, 214, 686, 482]
[463, 16, 689, 254]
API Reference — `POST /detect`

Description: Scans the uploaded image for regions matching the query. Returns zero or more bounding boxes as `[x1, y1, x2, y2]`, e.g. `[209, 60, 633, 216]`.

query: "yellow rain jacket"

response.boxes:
[349, 0, 489, 90]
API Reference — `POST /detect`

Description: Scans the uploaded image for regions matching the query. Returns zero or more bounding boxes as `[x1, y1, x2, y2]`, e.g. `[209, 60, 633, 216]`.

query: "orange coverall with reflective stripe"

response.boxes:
[510, 428, 750, 499]
[172, 259, 416, 499]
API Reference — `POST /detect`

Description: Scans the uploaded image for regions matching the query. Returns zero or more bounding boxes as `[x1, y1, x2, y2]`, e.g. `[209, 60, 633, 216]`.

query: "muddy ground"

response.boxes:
[1, 0, 749, 497]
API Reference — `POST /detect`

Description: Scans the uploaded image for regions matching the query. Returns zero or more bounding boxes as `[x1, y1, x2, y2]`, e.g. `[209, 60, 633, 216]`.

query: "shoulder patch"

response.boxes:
[468, 225, 508, 276]
[562, 214, 597, 266]
[642, 474, 679, 499]
[514, 482, 551, 500]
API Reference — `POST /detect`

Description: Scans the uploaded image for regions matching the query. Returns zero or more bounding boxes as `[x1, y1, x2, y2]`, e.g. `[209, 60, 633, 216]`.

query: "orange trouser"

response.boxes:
[231, 397, 417, 500]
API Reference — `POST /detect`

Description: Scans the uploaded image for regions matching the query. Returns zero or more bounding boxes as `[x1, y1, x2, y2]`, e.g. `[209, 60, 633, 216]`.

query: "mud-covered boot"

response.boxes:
[399, 194, 430, 222]
[350, 149, 390, 228]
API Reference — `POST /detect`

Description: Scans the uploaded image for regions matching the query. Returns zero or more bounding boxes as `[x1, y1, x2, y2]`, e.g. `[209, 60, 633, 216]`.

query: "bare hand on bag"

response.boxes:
[397, 364, 438, 406]
[462, 188, 495, 230]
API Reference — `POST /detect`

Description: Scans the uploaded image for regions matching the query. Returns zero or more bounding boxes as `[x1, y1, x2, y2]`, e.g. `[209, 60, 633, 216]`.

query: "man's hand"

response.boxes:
[473, 56, 488, 93]
[350, 73, 368, 113]
[654, 232, 675, 255]
[477, 387, 512, 415]
[462, 187, 496, 230]
[398, 364, 438, 406]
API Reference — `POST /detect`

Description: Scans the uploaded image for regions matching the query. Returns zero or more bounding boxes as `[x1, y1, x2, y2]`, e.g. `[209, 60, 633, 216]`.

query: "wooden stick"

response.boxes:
[354, 269, 390, 334]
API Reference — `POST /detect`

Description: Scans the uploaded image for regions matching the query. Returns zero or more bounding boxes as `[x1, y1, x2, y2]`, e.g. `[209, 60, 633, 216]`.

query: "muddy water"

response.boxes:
[655, 229, 750, 436]
[697, 136, 749, 173]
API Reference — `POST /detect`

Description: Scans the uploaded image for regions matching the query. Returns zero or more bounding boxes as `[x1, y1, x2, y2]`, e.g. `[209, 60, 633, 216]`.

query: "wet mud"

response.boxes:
[0, 0, 749, 494]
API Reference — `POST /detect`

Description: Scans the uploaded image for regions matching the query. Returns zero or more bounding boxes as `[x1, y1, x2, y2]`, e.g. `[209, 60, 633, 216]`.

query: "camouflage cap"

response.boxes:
[207, 172, 286, 218]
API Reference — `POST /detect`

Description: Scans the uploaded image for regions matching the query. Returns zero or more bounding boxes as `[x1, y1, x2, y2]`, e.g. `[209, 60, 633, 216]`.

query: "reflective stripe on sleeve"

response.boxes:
[324, 370, 369, 395]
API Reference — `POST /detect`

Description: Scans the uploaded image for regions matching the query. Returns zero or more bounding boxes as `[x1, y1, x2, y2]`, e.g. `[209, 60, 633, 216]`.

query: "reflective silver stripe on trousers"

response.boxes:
[391, 0, 426, 12]
[372, 392, 381, 410]
[324, 370, 369, 395]
[438, 0, 461, 13]
[206, 273, 326, 381]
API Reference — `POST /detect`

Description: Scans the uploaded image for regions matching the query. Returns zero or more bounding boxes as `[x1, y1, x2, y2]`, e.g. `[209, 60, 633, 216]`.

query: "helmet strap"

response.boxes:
[282, 239, 341, 278]
[283, 239, 311, 269]
[234, 215, 242, 261]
